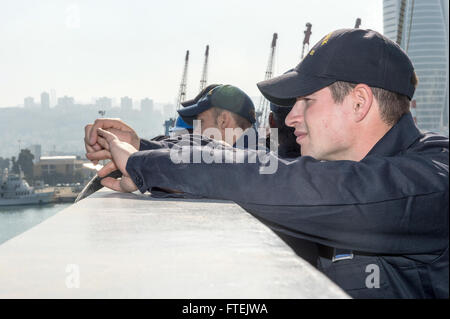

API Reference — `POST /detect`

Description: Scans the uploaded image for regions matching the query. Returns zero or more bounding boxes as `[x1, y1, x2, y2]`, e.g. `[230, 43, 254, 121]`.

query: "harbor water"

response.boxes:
[0, 203, 71, 245]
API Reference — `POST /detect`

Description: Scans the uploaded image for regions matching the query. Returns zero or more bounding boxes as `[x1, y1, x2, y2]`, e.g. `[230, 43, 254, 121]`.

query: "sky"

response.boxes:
[0, 0, 383, 108]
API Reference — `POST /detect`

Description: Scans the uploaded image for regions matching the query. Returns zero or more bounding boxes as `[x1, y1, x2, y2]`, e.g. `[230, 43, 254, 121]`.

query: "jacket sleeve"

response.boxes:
[139, 135, 225, 151]
[126, 137, 449, 255]
[139, 138, 170, 151]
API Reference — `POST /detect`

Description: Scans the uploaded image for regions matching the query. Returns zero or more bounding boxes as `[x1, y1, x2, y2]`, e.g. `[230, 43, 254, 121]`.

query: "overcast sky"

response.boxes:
[0, 0, 383, 107]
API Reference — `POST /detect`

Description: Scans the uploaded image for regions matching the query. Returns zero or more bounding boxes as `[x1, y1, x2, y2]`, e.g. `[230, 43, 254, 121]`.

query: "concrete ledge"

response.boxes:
[0, 189, 348, 298]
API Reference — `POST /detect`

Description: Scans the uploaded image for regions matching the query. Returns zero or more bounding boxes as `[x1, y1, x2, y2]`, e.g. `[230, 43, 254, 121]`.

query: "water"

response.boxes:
[0, 203, 71, 245]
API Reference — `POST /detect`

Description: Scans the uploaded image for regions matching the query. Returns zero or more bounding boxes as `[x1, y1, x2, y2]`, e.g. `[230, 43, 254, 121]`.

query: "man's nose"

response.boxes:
[285, 100, 304, 128]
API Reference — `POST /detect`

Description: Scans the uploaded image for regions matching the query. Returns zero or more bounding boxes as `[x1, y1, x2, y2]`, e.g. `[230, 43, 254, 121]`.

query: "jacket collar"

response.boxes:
[233, 126, 259, 150]
[365, 112, 423, 157]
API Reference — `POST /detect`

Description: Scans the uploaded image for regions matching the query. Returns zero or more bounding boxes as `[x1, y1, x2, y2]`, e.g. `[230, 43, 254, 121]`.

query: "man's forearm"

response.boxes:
[126, 145, 448, 206]
[125, 142, 448, 254]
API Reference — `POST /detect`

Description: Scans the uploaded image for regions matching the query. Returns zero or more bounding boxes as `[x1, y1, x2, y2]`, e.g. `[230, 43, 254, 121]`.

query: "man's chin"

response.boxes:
[300, 147, 320, 160]
[300, 148, 311, 157]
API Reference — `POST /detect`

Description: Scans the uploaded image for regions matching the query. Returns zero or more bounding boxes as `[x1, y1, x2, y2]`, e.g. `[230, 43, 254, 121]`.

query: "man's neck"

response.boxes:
[346, 124, 393, 161]
[224, 127, 246, 146]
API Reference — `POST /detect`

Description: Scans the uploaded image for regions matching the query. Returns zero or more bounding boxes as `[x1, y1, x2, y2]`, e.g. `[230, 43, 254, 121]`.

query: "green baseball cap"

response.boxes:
[178, 84, 256, 126]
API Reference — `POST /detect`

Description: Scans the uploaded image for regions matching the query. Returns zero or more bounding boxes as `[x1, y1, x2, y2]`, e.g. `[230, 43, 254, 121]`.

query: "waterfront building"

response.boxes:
[33, 156, 95, 185]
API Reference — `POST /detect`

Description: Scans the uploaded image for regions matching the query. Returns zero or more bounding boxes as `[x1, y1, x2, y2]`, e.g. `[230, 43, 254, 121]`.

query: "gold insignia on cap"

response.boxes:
[321, 32, 332, 46]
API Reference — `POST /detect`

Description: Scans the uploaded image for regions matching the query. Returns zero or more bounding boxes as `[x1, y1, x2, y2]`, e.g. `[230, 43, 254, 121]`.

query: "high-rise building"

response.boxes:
[24, 97, 35, 108]
[96, 97, 112, 109]
[41, 92, 50, 109]
[140, 98, 154, 113]
[120, 96, 133, 111]
[383, 0, 402, 41]
[383, 0, 449, 135]
[50, 89, 57, 107]
[57, 96, 75, 108]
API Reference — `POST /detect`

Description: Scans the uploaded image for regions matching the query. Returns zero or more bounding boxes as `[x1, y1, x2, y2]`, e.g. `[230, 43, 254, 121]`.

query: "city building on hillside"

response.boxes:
[96, 97, 112, 109]
[50, 89, 57, 107]
[40, 92, 50, 109]
[24, 97, 35, 108]
[57, 96, 75, 108]
[140, 98, 154, 113]
[120, 96, 133, 111]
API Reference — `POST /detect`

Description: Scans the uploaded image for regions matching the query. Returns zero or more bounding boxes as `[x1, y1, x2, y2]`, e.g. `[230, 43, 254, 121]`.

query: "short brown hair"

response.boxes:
[328, 73, 418, 125]
[211, 107, 252, 130]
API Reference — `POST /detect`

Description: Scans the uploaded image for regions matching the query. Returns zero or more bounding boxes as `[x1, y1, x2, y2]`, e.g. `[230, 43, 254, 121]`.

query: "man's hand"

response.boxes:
[96, 128, 139, 193]
[84, 118, 140, 164]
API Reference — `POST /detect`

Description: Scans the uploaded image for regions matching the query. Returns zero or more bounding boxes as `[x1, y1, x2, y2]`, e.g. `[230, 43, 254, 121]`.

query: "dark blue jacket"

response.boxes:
[128, 113, 449, 298]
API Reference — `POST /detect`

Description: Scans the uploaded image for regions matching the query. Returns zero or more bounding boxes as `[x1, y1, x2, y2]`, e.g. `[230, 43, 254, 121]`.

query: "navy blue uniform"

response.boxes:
[127, 112, 449, 298]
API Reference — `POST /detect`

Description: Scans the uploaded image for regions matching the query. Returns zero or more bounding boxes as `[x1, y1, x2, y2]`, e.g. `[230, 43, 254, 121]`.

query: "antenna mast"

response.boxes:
[256, 33, 278, 128]
[199, 45, 209, 92]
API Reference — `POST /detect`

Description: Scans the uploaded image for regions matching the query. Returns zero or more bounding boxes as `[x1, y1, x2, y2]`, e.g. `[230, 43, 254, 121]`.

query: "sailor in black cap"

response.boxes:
[177, 84, 257, 148]
[267, 102, 300, 158]
[83, 83, 262, 196]
[85, 84, 257, 162]
[93, 29, 449, 298]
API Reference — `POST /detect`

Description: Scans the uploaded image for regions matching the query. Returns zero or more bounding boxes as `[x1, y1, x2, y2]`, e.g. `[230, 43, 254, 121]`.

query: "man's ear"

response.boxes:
[351, 84, 373, 122]
[217, 111, 234, 129]
[269, 112, 277, 128]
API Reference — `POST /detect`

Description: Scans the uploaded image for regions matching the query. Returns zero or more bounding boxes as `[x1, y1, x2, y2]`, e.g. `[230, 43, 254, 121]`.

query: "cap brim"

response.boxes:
[257, 70, 336, 106]
[177, 100, 212, 126]
[270, 103, 293, 113]
[180, 98, 196, 107]
[181, 84, 222, 107]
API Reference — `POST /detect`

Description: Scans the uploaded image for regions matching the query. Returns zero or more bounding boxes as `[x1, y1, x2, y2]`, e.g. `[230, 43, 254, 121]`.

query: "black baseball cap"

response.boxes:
[178, 84, 256, 126]
[181, 84, 221, 107]
[257, 29, 416, 106]
[270, 102, 292, 114]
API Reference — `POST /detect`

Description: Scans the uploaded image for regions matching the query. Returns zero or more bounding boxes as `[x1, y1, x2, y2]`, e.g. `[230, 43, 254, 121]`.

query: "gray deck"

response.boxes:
[0, 189, 348, 298]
